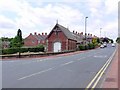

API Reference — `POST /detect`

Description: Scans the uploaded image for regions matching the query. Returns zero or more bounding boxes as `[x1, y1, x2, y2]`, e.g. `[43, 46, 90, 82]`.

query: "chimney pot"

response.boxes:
[30, 33, 32, 35]
[34, 32, 37, 35]
[81, 32, 83, 35]
[42, 33, 44, 35]
[76, 31, 77, 34]
[73, 30, 75, 33]
[38, 33, 40, 35]
[45, 33, 47, 35]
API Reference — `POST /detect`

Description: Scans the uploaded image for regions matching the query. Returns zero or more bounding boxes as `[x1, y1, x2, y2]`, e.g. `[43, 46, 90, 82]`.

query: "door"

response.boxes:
[53, 42, 61, 52]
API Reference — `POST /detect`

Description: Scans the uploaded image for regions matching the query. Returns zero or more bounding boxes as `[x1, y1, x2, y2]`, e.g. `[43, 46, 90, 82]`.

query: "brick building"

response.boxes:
[24, 32, 47, 47]
[46, 23, 77, 52]
[2, 41, 10, 49]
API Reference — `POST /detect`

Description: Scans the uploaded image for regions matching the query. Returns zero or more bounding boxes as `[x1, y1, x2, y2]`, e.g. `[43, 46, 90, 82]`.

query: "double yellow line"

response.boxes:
[85, 49, 116, 90]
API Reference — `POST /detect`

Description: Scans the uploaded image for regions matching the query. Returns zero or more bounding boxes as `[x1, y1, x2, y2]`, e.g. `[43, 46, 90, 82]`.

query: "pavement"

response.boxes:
[102, 45, 118, 88]
[2, 44, 116, 88]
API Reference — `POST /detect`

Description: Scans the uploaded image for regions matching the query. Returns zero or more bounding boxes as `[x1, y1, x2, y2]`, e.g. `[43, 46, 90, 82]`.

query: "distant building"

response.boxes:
[24, 32, 47, 47]
[2, 41, 10, 49]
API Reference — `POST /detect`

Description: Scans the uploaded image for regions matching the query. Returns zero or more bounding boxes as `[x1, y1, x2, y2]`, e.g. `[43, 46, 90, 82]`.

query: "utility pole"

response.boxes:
[100, 28, 102, 38]
[85, 16, 88, 44]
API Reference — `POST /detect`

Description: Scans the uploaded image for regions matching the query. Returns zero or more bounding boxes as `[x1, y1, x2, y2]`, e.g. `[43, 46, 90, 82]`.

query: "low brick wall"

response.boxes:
[1, 50, 76, 59]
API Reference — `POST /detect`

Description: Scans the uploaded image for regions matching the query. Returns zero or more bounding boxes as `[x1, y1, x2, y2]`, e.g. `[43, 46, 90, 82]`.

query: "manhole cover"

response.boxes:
[105, 78, 116, 82]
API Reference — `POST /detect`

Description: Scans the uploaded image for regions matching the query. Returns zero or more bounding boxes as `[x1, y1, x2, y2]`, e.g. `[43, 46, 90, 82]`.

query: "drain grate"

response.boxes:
[105, 78, 116, 82]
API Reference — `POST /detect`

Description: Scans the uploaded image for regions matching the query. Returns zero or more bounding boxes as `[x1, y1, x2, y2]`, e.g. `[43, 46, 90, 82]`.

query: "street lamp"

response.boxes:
[85, 17, 88, 43]
[100, 28, 102, 38]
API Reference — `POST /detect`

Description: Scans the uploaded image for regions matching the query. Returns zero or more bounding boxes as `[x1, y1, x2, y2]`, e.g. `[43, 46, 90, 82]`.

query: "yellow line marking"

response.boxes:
[91, 49, 116, 90]
[85, 48, 116, 90]
[91, 59, 111, 90]
[85, 60, 109, 90]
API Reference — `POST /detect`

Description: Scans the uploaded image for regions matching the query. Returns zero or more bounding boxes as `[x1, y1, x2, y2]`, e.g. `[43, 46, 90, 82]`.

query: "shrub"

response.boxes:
[1, 45, 44, 55]
[20, 48, 28, 53]
[79, 45, 85, 50]
[88, 43, 95, 49]
[2, 48, 18, 54]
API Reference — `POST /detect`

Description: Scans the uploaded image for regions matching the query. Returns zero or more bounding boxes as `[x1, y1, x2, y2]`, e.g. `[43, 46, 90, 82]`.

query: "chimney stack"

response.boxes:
[73, 30, 75, 33]
[81, 32, 83, 35]
[30, 33, 32, 35]
[34, 32, 37, 35]
[45, 33, 47, 35]
[76, 31, 77, 34]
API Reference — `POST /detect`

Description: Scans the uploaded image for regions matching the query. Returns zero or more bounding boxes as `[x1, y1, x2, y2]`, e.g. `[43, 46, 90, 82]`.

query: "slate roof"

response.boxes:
[53, 24, 77, 40]
[34, 35, 47, 41]
[47, 23, 93, 42]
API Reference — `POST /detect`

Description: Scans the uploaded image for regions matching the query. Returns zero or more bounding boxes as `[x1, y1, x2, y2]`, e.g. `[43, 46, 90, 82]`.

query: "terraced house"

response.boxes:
[24, 32, 47, 47]
[24, 23, 94, 52]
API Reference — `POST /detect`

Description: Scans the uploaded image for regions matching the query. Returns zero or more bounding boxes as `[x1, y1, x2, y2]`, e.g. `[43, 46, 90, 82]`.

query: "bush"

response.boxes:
[79, 45, 85, 50]
[2, 48, 18, 54]
[88, 43, 95, 49]
[20, 48, 28, 53]
[28, 45, 44, 52]
[1, 45, 44, 55]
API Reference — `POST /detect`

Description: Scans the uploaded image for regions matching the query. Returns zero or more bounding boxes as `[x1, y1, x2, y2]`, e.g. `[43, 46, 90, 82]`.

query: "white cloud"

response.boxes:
[0, 0, 118, 41]
[105, 0, 119, 14]
[0, 15, 16, 29]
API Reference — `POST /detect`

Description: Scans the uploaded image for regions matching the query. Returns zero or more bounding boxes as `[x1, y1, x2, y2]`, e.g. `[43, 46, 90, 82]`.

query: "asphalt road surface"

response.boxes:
[2, 44, 116, 88]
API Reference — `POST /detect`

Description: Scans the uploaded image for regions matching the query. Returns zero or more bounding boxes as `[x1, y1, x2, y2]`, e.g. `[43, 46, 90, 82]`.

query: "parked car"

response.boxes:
[112, 43, 115, 47]
[100, 44, 104, 48]
[103, 43, 107, 47]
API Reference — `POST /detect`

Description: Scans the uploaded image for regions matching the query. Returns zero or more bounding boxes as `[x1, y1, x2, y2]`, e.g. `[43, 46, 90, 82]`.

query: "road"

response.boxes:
[2, 44, 116, 88]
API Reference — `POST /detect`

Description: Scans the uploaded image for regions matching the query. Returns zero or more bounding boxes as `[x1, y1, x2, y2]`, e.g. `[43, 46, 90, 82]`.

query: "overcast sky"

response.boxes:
[0, 0, 119, 41]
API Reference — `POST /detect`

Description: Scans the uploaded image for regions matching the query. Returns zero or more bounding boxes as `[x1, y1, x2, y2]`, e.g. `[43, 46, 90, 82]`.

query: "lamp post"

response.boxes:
[85, 17, 88, 44]
[100, 28, 102, 38]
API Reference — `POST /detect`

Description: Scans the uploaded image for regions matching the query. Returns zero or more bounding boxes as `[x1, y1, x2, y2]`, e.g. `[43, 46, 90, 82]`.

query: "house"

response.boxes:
[2, 41, 10, 49]
[72, 31, 85, 48]
[24, 32, 47, 47]
[46, 23, 77, 52]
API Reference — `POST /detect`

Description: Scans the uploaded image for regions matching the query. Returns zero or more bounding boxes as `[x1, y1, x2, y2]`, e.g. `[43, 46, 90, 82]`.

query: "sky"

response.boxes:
[0, 0, 119, 41]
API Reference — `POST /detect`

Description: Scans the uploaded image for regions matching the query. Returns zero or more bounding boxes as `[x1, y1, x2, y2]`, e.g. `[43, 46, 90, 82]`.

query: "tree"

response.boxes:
[10, 29, 23, 57]
[110, 39, 114, 43]
[97, 38, 100, 43]
[116, 37, 120, 43]
[10, 29, 23, 48]
[102, 37, 109, 43]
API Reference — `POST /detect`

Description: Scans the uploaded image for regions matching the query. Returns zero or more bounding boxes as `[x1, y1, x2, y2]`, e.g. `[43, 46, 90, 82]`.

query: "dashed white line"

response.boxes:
[61, 61, 74, 66]
[18, 67, 54, 80]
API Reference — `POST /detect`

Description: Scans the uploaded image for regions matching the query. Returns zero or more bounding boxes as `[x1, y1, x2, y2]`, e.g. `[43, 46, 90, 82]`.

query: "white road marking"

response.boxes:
[18, 67, 54, 80]
[93, 55, 107, 58]
[77, 57, 85, 61]
[61, 61, 74, 66]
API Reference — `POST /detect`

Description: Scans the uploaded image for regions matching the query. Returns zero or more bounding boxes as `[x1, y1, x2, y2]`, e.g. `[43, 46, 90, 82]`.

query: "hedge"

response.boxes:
[79, 43, 95, 50]
[0, 46, 44, 55]
[88, 43, 95, 49]
[79, 45, 86, 50]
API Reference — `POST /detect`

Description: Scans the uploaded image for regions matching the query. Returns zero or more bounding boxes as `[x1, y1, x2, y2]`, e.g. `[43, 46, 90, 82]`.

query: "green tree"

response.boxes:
[10, 29, 23, 57]
[116, 37, 120, 43]
[110, 39, 114, 43]
[10, 29, 23, 48]
[97, 38, 100, 43]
